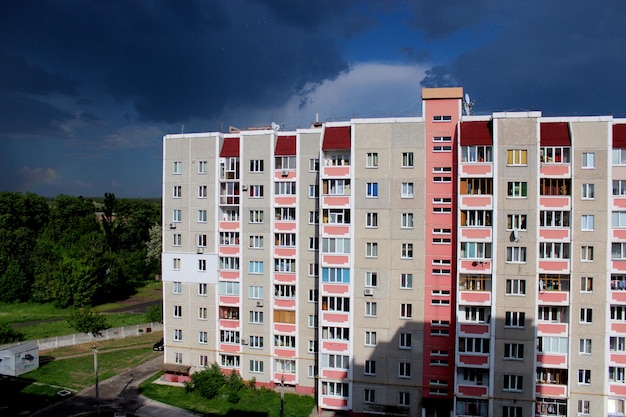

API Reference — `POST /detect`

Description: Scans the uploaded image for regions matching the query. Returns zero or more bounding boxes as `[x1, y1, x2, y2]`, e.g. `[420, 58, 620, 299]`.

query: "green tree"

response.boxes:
[0, 322, 24, 344]
[145, 223, 161, 268]
[224, 370, 245, 403]
[67, 308, 109, 337]
[145, 303, 163, 323]
[186, 362, 226, 400]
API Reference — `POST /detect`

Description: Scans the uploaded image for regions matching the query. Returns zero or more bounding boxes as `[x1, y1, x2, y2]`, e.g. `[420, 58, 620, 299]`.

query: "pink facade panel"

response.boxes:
[460, 228, 492, 240]
[322, 254, 350, 266]
[538, 260, 570, 273]
[321, 341, 349, 352]
[460, 163, 492, 176]
[612, 291, 626, 303]
[613, 260, 626, 272]
[274, 221, 296, 231]
[275, 373, 297, 384]
[537, 323, 568, 336]
[460, 195, 492, 208]
[610, 384, 626, 396]
[322, 166, 350, 178]
[456, 385, 488, 397]
[614, 198, 626, 209]
[537, 291, 569, 305]
[459, 323, 489, 336]
[275, 196, 297, 206]
[219, 221, 240, 231]
[322, 225, 350, 236]
[322, 284, 349, 295]
[274, 170, 295, 180]
[458, 354, 489, 367]
[274, 247, 296, 257]
[274, 324, 296, 333]
[274, 273, 297, 283]
[459, 291, 491, 305]
[274, 348, 296, 358]
[539, 164, 570, 177]
[321, 397, 348, 408]
[322, 312, 350, 324]
[321, 195, 350, 207]
[220, 343, 240, 353]
[614, 229, 626, 240]
[611, 323, 626, 333]
[536, 384, 567, 397]
[219, 271, 240, 280]
[219, 319, 240, 329]
[322, 369, 348, 380]
[539, 228, 570, 240]
[275, 299, 296, 309]
[460, 259, 492, 273]
[219, 246, 240, 256]
[539, 196, 571, 209]
[219, 295, 239, 305]
[536, 354, 567, 367]
[610, 353, 626, 364]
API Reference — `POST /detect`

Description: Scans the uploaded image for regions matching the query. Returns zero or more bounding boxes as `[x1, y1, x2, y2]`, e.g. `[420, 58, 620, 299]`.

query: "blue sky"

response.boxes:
[1, 0, 625, 198]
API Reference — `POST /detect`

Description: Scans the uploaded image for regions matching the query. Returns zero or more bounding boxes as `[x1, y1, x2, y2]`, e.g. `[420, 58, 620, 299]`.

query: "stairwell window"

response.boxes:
[402, 152, 414, 168]
[366, 182, 378, 198]
[582, 152, 595, 168]
[364, 360, 376, 375]
[507, 149, 527, 166]
[507, 181, 528, 198]
[401, 182, 414, 198]
[366, 152, 378, 168]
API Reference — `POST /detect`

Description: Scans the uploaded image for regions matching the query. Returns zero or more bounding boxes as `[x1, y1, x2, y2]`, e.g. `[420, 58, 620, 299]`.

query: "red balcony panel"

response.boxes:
[612, 292, 626, 303]
[274, 273, 297, 283]
[322, 254, 350, 266]
[219, 319, 240, 329]
[614, 198, 626, 209]
[274, 221, 296, 231]
[460, 228, 492, 240]
[322, 225, 350, 236]
[219, 246, 240, 256]
[322, 284, 350, 295]
[322, 369, 348, 380]
[460, 259, 491, 273]
[456, 385, 488, 397]
[610, 353, 626, 364]
[538, 260, 570, 273]
[274, 348, 296, 358]
[275, 299, 296, 309]
[537, 323, 568, 336]
[274, 170, 296, 180]
[539, 228, 570, 240]
[274, 324, 296, 333]
[458, 354, 489, 367]
[220, 343, 240, 353]
[219, 295, 239, 305]
[460, 195, 492, 209]
[322, 166, 350, 178]
[539, 197, 570, 210]
[322, 312, 350, 325]
[219, 271, 240, 280]
[459, 323, 489, 336]
[615, 230, 626, 240]
[460, 164, 492, 176]
[322, 195, 350, 208]
[321, 397, 349, 409]
[540, 164, 570, 177]
[610, 384, 626, 396]
[275, 247, 296, 258]
[612, 323, 626, 333]
[459, 291, 491, 305]
[321, 341, 349, 352]
[275, 196, 297, 206]
[613, 260, 626, 272]
[537, 291, 569, 305]
[536, 384, 567, 397]
[219, 221, 240, 231]
[536, 354, 567, 367]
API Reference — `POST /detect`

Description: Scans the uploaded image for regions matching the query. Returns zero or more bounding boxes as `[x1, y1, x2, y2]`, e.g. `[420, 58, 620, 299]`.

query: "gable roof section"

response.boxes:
[322, 126, 351, 150]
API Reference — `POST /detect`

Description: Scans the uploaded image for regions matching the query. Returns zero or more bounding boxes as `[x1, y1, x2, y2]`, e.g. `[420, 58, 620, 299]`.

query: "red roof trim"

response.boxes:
[540, 123, 570, 146]
[460, 121, 492, 145]
[275, 135, 296, 156]
[220, 137, 240, 157]
[614, 124, 626, 148]
[322, 126, 351, 150]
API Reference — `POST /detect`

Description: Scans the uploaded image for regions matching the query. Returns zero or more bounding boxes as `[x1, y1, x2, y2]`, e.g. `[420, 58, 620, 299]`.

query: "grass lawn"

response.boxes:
[139, 373, 316, 417]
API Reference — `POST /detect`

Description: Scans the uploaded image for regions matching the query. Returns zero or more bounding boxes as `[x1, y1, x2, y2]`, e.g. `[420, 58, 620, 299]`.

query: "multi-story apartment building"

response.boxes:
[162, 87, 626, 417]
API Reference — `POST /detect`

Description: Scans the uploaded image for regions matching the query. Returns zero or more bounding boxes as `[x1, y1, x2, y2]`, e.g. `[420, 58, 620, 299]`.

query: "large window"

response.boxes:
[366, 182, 378, 197]
[507, 149, 527, 165]
[539, 242, 570, 259]
[539, 210, 570, 227]
[460, 178, 493, 195]
[540, 178, 571, 196]
[461, 210, 492, 227]
[460, 242, 492, 259]
[540, 147, 570, 163]
[506, 279, 526, 295]
[507, 181, 528, 198]
[506, 247, 527, 263]
[461, 146, 492, 162]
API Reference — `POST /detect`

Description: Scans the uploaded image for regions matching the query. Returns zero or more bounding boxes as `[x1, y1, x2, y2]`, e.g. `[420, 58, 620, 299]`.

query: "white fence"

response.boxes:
[2, 322, 163, 351]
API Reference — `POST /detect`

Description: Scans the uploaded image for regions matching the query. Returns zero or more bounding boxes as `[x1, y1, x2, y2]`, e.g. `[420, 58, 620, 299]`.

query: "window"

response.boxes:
[539, 242, 570, 259]
[173, 281, 182, 294]
[274, 258, 295, 272]
[613, 211, 626, 228]
[399, 362, 411, 378]
[220, 257, 240, 271]
[506, 247, 527, 263]
[322, 179, 350, 195]
[540, 210, 570, 227]
[579, 338, 592, 354]
[401, 273, 413, 289]
[308, 185, 318, 198]
[365, 271, 378, 287]
[400, 303, 412, 319]
[309, 211, 319, 224]
[249, 261, 264, 274]
[173, 234, 182, 246]
[462, 145, 492, 162]
[249, 360, 264, 373]
[198, 259, 206, 271]
[274, 335, 296, 348]
[581, 183, 594, 199]
[197, 185, 207, 198]
[199, 331, 208, 344]
[321, 381, 349, 398]
[399, 333, 412, 349]
[173, 185, 182, 198]
[363, 360, 376, 376]
[364, 389, 375, 403]
[249, 159, 264, 172]
[221, 355, 240, 368]
[175, 352, 183, 364]
[580, 308, 593, 323]
[197, 283, 207, 296]
[582, 245, 594, 261]
[198, 307, 207, 320]
[463, 306, 488, 323]
[322, 267, 350, 283]
[614, 180, 626, 196]
[276, 233, 297, 247]
[366, 212, 378, 227]
[275, 156, 296, 170]
[578, 369, 591, 385]
[364, 301, 377, 317]
[250, 185, 264, 198]
[503, 375, 523, 392]
[401, 182, 414, 198]
[248, 235, 263, 249]
[541, 146, 571, 163]
[461, 210, 492, 227]
[174, 329, 182, 341]
[308, 263, 318, 277]
[173, 209, 181, 223]
[615, 243, 626, 259]
[322, 326, 349, 341]
[321, 354, 349, 369]
[249, 210, 264, 223]
[611, 306, 626, 321]
[366, 242, 378, 258]
[582, 152, 595, 168]
[506, 279, 526, 295]
[458, 337, 490, 353]
[433, 115, 452, 121]
[198, 160, 207, 174]
[507, 149, 527, 165]
[401, 213, 414, 228]
[365, 331, 377, 346]
[321, 238, 350, 254]
[507, 181, 528, 197]
[321, 296, 349, 312]
[581, 276, 593, 292]
[505, 311, 525, 328]
[248, 285, 263, 299]
[506, 214, 527, 230]
[609, 367, 626, 383]
[402, 152, 414, 167]
[401, 243, 413, 259]
[541, 178, 571, 195]
[309, 158, 319, 172]
[366, 182, 378, 197]
[219, 281, 239, 295]
[461, 242, 492, 259]
[173, 305, 182, 318]
[581, 215, 594, 231]
[366, 152, 378, 168]
[197, 210, 207, 223]
[398, 392, 410, 407]
[460, 178, 493, 194]
[308, 315, 317, 328]
[173, 258, 181, 270]
[504, 343, 524, 360]
[275, 181, 296, 195]
[173, 161, 182, 174]
[503, 406, 523, 417]
[249, 311, 264, 324]
[577, 400, 590, 415]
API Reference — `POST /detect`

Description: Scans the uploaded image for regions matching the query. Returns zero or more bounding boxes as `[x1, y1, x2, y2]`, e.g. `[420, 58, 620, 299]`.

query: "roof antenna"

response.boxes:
[463, 93, 474, 116]
[181, 124, 184, 134]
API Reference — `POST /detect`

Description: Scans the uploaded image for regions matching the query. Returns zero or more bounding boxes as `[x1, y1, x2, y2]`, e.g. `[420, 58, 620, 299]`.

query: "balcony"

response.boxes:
[536, 368, 568, 398]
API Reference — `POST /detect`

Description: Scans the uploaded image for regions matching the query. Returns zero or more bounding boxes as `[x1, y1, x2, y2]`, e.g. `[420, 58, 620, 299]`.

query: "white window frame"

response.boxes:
[401, 182, 414, 198]
[582, 152, 595, 168]
[401, 212, 414, 229]
[402, 152, 414, 168]
[581, 214, 594, 231]
[366, 242, 378, 258]
[366, 152, 378, 168]
[173, 161, 182, 174]
[581, 183, 594, 199]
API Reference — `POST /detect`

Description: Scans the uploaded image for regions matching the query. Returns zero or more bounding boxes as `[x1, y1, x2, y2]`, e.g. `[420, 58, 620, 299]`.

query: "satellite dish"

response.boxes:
[271, 122, 281, 131]
[511, 229, 519, 241]
[463, 93, 474, 116]
[465, 93, 470, 104]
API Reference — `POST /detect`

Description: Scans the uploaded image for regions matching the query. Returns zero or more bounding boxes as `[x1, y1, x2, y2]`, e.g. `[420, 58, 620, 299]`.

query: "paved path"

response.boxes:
[31, 355, 202, 417]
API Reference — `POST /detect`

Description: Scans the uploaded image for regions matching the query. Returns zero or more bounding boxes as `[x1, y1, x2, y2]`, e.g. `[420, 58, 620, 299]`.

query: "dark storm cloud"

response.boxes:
[420, 1, 626, 116]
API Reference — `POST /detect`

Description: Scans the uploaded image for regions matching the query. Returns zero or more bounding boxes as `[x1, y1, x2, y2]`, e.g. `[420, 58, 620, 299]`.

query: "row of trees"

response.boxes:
[0, 192, 161, 307]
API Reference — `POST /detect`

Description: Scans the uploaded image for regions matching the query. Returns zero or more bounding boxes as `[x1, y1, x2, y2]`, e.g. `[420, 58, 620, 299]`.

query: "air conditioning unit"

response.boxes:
[281, 169, 288, 176]
[169, 223, 176, 230]
[197, 247, 204, 254]
[256, 301, 263, 307]
[242, 185, 248, 191]
[364, 288, 374, 296]
[241, 340, 248, 345]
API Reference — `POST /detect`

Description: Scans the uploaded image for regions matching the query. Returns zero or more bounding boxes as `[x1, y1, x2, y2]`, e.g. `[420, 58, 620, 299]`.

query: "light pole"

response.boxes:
[93, 342, 99, 415]
[280, 374, 285, 417]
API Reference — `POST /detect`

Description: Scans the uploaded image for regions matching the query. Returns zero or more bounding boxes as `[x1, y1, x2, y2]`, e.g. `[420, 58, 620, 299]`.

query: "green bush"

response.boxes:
[187, 362, 226, 400]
